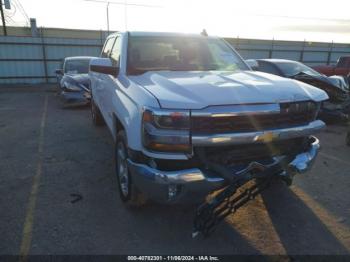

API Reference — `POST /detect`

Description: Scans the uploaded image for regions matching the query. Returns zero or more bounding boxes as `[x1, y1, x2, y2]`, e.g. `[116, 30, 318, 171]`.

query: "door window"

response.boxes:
[110, 36, 122, 66]
[101, 37, 116, 58]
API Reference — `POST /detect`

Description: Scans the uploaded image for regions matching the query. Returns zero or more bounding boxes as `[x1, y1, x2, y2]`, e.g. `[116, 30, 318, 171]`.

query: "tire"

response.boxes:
[346, 132, 350, 146]
[91, 98, 105, 126]
[115, 130, 147, 207]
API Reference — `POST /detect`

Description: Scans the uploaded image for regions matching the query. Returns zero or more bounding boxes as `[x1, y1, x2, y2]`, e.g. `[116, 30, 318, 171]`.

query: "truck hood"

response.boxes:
[130, 71, 328, 109]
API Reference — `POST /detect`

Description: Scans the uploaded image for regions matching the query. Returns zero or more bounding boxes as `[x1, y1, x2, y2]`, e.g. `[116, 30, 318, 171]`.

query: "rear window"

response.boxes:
[275, 61, 321, 77]
[258, 61, 281, 76]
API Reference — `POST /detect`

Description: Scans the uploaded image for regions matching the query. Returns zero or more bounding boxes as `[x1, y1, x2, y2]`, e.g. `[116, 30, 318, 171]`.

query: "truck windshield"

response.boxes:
[127, 36, 249, 75]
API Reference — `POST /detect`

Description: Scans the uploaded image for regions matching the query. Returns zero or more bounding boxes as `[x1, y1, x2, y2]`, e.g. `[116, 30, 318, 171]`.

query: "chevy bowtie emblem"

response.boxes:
[258, 131, 278, 143]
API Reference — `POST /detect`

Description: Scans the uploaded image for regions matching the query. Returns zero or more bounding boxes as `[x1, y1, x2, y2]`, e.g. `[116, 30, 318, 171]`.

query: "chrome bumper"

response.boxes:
[192, 120, 325, 146]
[127, 136, 321, 203]
[288, 136, 320, 173]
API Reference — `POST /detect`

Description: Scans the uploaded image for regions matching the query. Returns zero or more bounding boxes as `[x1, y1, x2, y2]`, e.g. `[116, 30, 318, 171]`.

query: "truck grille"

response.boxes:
[194, 137, 307, 165]
[191, 102, 317, 134]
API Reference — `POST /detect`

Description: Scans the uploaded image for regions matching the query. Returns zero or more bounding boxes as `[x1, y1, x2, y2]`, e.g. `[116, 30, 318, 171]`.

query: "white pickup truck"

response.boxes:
[89, 31, 328, 209]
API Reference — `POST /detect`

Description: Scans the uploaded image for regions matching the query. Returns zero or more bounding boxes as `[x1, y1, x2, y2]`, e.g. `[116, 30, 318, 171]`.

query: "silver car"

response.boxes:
[55, 56, 96, 107]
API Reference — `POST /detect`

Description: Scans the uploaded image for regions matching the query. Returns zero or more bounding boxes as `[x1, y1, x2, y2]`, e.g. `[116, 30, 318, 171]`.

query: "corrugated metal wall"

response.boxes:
[1, 29, 350, 84]
[0, 35, 105, 84]
[225, 38, 350, 66]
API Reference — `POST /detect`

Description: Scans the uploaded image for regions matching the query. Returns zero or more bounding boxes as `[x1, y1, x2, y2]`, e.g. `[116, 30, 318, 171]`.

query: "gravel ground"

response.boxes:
[0, 86, 349, 256]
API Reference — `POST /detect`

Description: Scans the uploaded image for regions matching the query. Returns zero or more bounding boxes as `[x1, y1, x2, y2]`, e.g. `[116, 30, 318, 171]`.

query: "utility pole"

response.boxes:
[84, 0, 161, 33]
[0, 0, 7, 36]
[106, 2, 110, 34]
[124, 0, 127, 30]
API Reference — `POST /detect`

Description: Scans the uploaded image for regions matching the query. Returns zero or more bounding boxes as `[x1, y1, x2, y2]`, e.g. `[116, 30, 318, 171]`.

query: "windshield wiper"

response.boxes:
[128, 67, 172, 75]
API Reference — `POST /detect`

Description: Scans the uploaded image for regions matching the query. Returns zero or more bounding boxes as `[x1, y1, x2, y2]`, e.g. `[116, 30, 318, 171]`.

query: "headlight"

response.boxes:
[65, 82, 82, 92]
[142, 108, 191, 153]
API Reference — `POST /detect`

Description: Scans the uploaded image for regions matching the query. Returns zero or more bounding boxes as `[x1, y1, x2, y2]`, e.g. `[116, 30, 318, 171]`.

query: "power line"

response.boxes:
[82, 0, 162, 32]
[12, 0, 29, 25]
[83, 0, 162, 8]
[254, 14, 350, 23]
[5, 14, 16, 25]
[2, 0, 30, 27]
[4, 2, 16, 17]
[14, 0, 29, 20]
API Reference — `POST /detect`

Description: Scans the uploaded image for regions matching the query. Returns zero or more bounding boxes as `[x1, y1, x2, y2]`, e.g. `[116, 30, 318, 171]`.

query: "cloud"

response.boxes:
[275, 19, 350, 34]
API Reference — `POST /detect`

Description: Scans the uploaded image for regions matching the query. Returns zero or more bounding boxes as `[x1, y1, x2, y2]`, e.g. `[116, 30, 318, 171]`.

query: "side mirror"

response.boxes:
[245, 59, 259, 71]
[55, 69, 63, 75]
[90, 58, 119, 77]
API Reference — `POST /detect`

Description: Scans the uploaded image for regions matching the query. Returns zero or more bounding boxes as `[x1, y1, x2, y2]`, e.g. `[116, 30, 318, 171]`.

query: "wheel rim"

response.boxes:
[116, 142, 129, 197]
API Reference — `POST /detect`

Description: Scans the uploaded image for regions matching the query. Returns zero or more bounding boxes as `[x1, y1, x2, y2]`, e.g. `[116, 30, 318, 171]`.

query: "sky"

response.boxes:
[3, 0, 350, 43]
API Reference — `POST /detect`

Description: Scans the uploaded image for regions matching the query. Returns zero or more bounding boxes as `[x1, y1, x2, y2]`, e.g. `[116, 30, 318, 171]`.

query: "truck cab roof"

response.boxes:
[108, 31, 215, 39]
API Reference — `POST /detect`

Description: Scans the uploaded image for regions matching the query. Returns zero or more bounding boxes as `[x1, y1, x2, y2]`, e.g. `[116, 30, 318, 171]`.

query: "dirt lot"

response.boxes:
[0, 86, 350, 256]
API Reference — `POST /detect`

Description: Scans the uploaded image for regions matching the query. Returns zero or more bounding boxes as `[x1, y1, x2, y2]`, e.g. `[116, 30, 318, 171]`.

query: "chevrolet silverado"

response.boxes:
[89, 31, 329, 235]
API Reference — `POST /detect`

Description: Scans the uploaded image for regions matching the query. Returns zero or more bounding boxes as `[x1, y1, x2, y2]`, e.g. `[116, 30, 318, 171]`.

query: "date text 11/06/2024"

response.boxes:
[127, 256, 219, 261]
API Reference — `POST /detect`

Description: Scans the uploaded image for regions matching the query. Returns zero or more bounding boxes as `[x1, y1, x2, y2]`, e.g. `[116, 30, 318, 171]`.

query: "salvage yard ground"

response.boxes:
[0, 86, 350, 255]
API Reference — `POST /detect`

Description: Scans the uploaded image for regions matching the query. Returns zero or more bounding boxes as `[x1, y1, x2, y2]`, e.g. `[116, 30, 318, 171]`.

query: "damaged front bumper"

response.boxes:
[59, 90, 91, 107]
[127, 136, 320, 203]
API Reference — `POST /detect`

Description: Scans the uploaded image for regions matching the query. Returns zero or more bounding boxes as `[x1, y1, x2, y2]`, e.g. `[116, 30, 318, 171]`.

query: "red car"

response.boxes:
[313, 56, 350, 77]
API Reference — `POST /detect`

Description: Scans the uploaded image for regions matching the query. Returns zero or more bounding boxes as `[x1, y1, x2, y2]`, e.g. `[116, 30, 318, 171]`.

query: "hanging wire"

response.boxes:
[12, 0, 30, 26]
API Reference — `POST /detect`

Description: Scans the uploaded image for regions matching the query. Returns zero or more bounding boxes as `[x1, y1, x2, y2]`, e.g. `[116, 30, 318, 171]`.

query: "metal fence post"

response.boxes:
[269, 38, 274, 58]
[99, 29, 105, 50]
[235, 36, 240, 51]
[327, 41, 334, 65]
[299, 39, 306, 62]
[40, 27, 49, 83]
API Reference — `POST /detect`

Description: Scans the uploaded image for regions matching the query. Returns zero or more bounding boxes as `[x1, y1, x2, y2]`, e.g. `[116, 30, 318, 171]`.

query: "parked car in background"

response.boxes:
[246, 59, 349, 102]
[247, 59, 350, 123]
[55, 56, 96, 107]
[313, 56, 350, 78]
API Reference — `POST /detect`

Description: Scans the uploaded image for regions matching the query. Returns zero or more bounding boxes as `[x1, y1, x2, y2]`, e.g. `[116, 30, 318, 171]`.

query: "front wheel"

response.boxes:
[115, 131, 147, 207]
